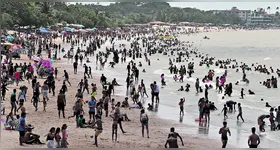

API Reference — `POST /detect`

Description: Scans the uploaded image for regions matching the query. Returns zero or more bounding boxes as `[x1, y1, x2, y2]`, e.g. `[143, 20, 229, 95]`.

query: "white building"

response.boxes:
[213, 7, 252, 22]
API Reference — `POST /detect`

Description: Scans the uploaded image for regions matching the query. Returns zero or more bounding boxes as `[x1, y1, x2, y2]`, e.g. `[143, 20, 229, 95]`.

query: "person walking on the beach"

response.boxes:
[179, 98, 185, 116]
[61, 124, 68, 148]
[92, 115, 103, 147]
[63, 70, 71, 86]
[237, 103, 244, 122]
[248, 127, 260, 148]
[46, 127, 55, 148]
[10, 89, 17, 115]
[221, 104, 228, 119]
[73, 61, 78, 74]
[219, 121, 231, 148]
[88, 96, 96, 123]
[17, 88, 26, 112]
[140, 109, 149, 138]
[152, 81, 160, 103]
[164, 127, 184, 148]
[18, 112, 26, 146]
[57, 90, 66, 118]
[110, 112, 119, 142]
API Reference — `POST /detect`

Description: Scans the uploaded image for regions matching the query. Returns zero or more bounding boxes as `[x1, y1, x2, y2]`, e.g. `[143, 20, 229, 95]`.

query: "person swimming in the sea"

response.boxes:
[142, 69, 146, 73]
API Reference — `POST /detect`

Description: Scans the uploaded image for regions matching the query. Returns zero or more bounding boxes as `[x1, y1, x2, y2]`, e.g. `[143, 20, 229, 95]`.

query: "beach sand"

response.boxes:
[0, 37, 231, 148]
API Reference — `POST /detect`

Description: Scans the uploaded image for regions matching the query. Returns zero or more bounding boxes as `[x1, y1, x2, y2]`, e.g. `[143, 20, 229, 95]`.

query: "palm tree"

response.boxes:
[267, 6, 271, 14]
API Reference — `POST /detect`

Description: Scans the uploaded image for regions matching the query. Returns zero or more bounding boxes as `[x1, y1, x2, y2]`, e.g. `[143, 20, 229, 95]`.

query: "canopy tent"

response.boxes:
[79, 29, 87, 33]
[1, 42, 13, 46]
[40, 28, 49, 33]
[64, 27, 72, 31]
[70, 24, 85, 28]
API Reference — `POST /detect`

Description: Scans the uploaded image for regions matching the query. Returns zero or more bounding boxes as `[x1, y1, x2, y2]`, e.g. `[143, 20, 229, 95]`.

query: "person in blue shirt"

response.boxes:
[88, 97, 96, 123]
[18, 112, 26, 146]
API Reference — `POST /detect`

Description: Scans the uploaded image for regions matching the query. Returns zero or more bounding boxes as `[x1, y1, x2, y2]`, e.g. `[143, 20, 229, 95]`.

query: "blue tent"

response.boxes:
[64, 27, 72, 31]
[40, 28, 49, 33]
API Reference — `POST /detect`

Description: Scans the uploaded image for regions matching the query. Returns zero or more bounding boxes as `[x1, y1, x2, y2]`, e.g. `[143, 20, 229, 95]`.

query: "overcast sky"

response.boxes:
[85, 2, 280, 13]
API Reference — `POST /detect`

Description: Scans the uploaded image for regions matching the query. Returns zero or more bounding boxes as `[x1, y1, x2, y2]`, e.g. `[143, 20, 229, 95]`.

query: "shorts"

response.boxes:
[222, 136, 228, 141]
[19, 131, 25, 137]
[118, 117, 123, 123]
[95, 130, 102, 136]
[89, 111, 95, 116]
[154, 92, 159, 97]
[57, 103, 65, 111]
[19, 99, 24, 106]
[249, 145, 258, 148]
[104, 103, 108, 110]
[42, 90, 48, 96]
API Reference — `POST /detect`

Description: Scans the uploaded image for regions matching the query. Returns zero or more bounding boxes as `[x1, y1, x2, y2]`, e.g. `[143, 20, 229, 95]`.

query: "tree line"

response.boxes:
[1, 2, 246, 29]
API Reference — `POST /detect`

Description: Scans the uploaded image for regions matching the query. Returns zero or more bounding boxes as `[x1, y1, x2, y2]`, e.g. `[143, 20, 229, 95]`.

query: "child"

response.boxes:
[54, 68, 58, 79]
[240, 88, 245, 99]
[221, 104, 228, 120]
[31, 92, 39, 111]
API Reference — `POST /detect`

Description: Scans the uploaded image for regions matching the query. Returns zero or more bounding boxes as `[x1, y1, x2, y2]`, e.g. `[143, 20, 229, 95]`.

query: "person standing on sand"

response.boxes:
[61, 124, 68, 148]
[152, 81, 160, 103]
[10, 89, 17, 115]
[179, 98, 185, 116]
[140, 109, 149, 138]
[73, 61, 78, 74]
[88, 96, 96, 123]
[248, 127, 260, 148]
[219, 121, 231, 148]
[164, 127, 184, 148]
[110, 112, 119, 142]
[57, 90, 66, 118]
[18, 112, 26, 146]
[92, 115, 103, 147]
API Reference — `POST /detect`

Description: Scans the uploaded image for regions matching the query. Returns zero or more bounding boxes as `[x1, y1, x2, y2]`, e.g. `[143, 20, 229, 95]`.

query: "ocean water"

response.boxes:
[57, 30, 280, 148]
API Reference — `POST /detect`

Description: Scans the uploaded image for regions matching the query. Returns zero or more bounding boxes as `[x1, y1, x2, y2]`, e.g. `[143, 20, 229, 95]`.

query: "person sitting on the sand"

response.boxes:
[86, 58, 90, 63]
[121, 97, 130, 108]
[139, 62, 142, 67]
[5, 112, 16, 130]
[266, 102, 271, 107]
[129, 101, 143, 109]
[147, 103, 153, 111]
[23, 124, 44, 145]
[178, 86, 184, 91]
[248, 89, 255, 95]
[78, 115, 90, 128]
[112, 78, 120, 86]
[142, 69, 146, 73]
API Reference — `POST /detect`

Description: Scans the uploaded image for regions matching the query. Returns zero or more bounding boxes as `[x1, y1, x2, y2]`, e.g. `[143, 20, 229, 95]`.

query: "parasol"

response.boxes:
[40, 28, 49, 33]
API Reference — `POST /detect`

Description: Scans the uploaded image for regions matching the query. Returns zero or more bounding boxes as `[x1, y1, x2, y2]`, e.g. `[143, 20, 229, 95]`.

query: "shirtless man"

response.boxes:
[219, 121, 231, 148]
[248, 127, 260, 148]
[164, 127, 184, 148]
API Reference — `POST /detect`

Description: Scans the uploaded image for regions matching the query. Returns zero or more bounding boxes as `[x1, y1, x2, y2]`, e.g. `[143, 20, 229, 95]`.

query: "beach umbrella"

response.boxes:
[86, 28, 94, 31]
[5, 35, 15, 42]
[40, 28, 49, 33]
